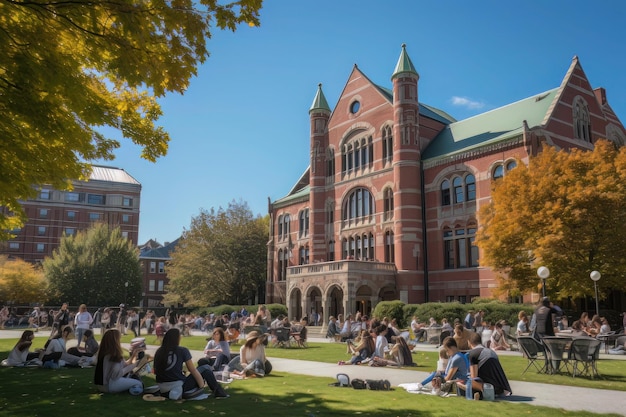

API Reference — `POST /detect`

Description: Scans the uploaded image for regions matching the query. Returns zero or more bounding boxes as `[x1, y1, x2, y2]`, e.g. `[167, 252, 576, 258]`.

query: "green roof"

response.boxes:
[310, 83, 331, 114]
[391, 43, 418, 80]
[375, 84, 455, 125]
[422, 88, 558, 159]
[273, 184, 310, 207]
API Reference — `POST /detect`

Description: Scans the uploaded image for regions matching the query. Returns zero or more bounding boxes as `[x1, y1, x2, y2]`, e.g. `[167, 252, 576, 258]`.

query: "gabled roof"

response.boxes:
[375, 84, 456, 125]
[422, 88, 559, 160]
[139, 238, 180, 260]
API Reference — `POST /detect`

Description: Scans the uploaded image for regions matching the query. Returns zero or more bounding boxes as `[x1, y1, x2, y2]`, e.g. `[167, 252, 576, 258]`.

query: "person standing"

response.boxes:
[464, 310, 475, 330]
[74, 304, 93, 344]
[533, 297, 557, 339]
[52, 303, 70, 337]
[117, 304, 127, 335]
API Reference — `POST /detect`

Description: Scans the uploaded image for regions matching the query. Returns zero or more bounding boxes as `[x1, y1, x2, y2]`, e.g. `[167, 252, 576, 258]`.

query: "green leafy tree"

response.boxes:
[0, 0, 262, 239]
[476, 140, 626, 299]
[165, 200, 268, 307]
[0, 256, 47, 304]
[43, 223, 142, 305]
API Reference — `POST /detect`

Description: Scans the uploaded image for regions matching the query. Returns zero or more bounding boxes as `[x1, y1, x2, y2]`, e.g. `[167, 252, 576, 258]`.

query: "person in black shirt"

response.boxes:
[534, 297, 557, 339]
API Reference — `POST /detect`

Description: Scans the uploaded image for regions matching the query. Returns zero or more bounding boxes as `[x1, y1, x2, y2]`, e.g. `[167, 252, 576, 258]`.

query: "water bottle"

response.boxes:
[465, 376, 473, 400]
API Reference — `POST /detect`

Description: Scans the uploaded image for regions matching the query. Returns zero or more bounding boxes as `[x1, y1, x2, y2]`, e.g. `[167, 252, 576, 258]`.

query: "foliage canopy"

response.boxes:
[43, 223, 142, 305]
[0, 255, 47, 304]
[476, 140, 626, 299]
[0, 0, 262, 238]
[164, 200, 268, 307]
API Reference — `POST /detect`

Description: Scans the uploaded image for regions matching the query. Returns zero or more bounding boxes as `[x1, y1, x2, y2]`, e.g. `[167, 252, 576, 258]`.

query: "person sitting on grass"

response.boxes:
[198, 327, 231, 372]
[68, 329, 99, 358]
[416, 336, 467, 395]
[343, 331, 375, 365]
[94, 329, 145, 395]
[463, 332, 512, 399]
[40, 325, 81, 367]
[154, 328, 229, 400]
[2, 330, 41, 367]
[227, 331, 267, 378]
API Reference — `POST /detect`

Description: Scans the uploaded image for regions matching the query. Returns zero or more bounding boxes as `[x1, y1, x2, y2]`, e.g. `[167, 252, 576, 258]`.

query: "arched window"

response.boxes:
[493, 165, 504, 180]
[506, 161, 517, 171]
[441, 179, 451, 206]
[277, 215, 283, 239]
[299, 209, 309, 238]
[299, 245, 309, 265]
[383, 188, 394, 220]
[341, 135, 373, 176]
[283, 214, 291, 240]
[342, 187, 374, 224]
[465, 174, 476, 201]
[326, 149, 335, 182]
[326, 202, 334, 227]
[382, 126, 393, 165]
[384, 230, 394, 263]
[327, 239, 335, 261]
[453, 177, 464, 203]
[573, 98, 592, 142]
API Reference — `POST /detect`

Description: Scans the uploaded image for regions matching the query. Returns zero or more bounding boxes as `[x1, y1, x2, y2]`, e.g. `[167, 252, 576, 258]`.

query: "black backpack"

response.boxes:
[366, 379, 391, 391]
[351, 378, 367, 389]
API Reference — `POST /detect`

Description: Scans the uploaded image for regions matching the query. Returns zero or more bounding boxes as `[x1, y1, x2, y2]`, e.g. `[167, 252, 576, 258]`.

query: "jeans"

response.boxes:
[108, 377, 143, 394]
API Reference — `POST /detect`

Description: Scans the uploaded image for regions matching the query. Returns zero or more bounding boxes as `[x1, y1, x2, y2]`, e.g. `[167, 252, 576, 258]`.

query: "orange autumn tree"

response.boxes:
[476, 140, 626, 299]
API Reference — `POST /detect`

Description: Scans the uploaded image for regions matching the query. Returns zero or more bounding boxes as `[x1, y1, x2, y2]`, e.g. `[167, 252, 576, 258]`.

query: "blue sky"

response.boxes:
[103, 0, 626, 244]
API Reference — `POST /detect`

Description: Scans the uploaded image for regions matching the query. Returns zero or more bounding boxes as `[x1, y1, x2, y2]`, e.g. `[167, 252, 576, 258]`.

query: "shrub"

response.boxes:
[372, 301, 406, 327]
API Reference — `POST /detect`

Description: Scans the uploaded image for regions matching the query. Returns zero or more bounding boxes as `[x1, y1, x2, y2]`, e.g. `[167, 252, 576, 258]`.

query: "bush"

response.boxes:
[372, 301, 406, 327]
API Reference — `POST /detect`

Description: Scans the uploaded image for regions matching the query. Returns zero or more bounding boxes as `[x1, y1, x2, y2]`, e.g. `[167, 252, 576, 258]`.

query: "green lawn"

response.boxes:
[0, 335, 624, 417]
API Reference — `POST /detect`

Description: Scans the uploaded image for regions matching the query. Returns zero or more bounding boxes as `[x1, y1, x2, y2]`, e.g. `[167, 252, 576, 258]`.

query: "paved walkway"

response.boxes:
[1, 329, 624, 416]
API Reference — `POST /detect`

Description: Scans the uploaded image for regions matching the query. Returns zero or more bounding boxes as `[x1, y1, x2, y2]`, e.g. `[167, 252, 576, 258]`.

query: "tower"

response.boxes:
[391, 44, 423, 302]
[308, 83, 331, 263]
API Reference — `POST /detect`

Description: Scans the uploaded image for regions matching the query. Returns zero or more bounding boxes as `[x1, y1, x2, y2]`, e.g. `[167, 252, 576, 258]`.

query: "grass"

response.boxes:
[0, 334, 624, 417]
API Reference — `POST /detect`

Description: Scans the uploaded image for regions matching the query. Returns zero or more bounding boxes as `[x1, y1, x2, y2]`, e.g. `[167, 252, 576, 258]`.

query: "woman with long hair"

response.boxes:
[41, 325, 81, 367]
[345, 330, 375, 365]
[227, 330, 267, 378]
[3, 330, 40, 366]
[154, 328, 229, 400]
[94, 329, 144, 395]
[198, 327, 231, 371]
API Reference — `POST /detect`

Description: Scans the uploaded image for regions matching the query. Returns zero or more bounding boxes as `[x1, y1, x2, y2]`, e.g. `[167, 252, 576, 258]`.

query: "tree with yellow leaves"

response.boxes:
[0, 0, 262, 239]
[0, 256, 47, 305]
[476, 140, 626, 299]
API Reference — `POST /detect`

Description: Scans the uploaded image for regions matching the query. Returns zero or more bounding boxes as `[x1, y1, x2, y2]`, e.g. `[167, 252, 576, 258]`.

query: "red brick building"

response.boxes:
[1, 165, 141, 263]
[138, 238, 179, 307]
[267, 45, 626, 321]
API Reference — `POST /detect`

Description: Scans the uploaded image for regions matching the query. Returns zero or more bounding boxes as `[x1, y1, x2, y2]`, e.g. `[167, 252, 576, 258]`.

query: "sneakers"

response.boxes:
[416, 383, 424, 391]
[337, 360, 346, 365]
[215, 394, 230, 400]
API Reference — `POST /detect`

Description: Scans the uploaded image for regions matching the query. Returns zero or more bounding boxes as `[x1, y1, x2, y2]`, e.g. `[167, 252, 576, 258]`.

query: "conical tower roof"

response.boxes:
[309, 83, 331, 114]
[392, 43, 419, 80]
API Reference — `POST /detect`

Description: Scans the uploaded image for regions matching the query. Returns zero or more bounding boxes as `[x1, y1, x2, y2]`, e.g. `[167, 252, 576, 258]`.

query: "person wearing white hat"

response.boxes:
[227, 331, 268, 378]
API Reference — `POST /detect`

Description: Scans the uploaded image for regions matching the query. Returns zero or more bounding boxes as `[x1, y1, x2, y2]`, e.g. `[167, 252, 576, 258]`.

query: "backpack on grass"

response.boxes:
[366, 379, 391, 391]
[351, 378, 367, 389]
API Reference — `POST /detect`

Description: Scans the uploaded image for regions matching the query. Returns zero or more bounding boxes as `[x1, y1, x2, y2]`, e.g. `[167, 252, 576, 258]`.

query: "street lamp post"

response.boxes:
[590, 271, 601, 317]
[537, 266, 550, 298]
[124, 281, 129, 305]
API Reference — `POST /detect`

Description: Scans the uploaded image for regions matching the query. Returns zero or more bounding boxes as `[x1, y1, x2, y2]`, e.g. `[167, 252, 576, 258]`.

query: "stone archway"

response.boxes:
[306, 286, 323, 325]
[290, 288, 303, 321]
[327, 285, 344, 319]
[355, 285, 373, 316]
[378, 285, 397, 301]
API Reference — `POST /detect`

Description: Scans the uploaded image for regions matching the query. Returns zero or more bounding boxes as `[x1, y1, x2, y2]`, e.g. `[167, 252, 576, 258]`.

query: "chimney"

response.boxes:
[594, 87, 606, 105]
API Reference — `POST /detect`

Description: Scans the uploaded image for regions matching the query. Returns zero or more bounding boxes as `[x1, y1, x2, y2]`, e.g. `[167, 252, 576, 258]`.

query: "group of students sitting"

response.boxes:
[401, 333, 512, 400]
[338, 316, 414, 367]
[3, 326, 98, 369]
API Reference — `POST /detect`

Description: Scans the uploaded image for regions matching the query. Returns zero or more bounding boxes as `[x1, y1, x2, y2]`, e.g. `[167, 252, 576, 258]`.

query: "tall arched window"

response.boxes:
[465, 174, 476, 201]
[326, 149, 335, 182]
[384, 230, 394, 263]
[341, 135, 373, 176]
[383, 187, 394, 220]
[573, 98, 592, 142]
[382, 126, 393, 165]
[342, 187, 374, 225]
[299, 209, 309, 238]
[441, 180, 451, 206]
[493, 165, 504, 180]
[453, 177, 464, 203]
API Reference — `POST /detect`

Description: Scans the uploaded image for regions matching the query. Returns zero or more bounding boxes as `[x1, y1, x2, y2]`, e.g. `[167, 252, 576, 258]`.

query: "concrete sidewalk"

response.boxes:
[2, 329, 625, 416]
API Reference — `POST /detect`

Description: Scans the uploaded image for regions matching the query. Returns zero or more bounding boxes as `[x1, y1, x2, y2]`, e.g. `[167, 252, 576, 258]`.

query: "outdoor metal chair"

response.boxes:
[273, 327, 291, 348]
[569, 337, 601, 379]
[541, 336, 571, 374]
[517, 336, 548, 374]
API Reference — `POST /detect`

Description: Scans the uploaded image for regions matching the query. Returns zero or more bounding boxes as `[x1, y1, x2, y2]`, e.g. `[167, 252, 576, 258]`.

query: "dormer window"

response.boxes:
[573, 97, 592, 142]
